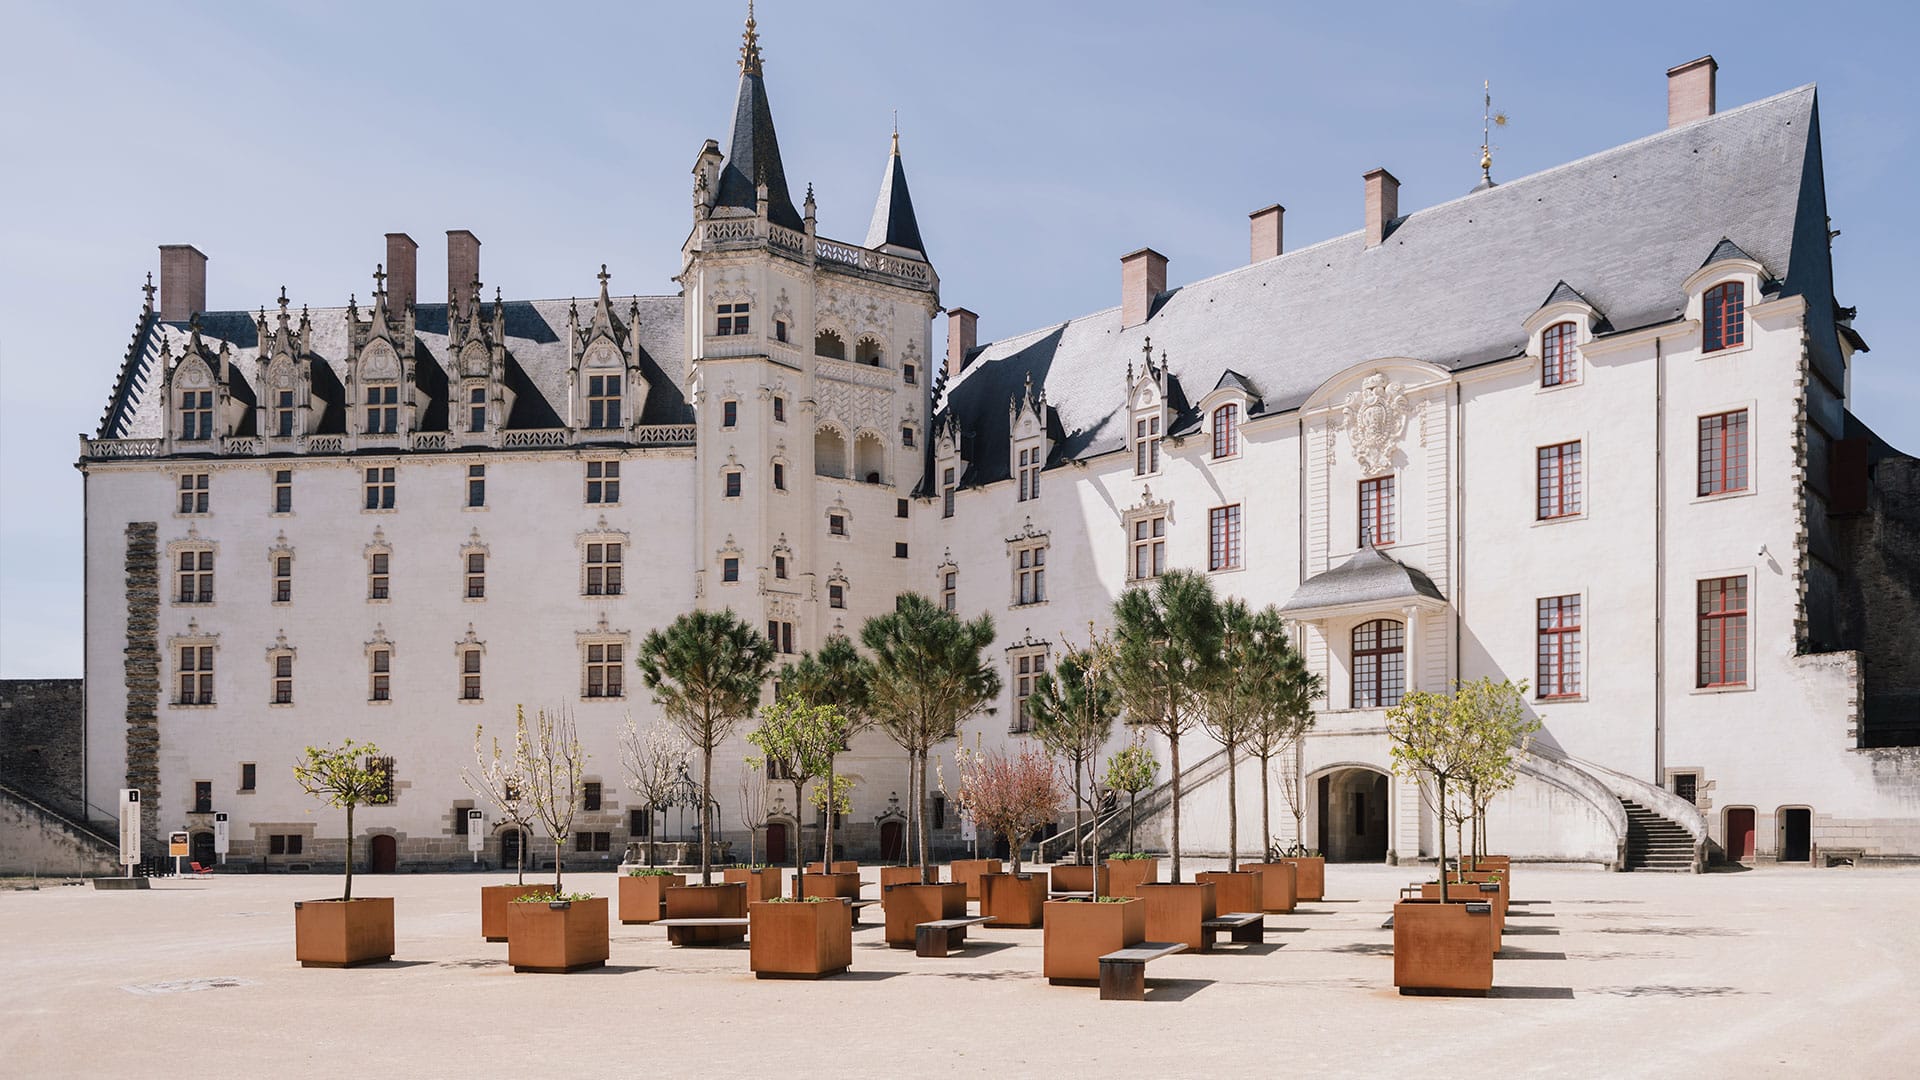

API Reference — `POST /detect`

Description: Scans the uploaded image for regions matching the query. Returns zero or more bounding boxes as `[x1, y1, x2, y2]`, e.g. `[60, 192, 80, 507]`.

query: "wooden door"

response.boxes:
[765, 822, 788, 865]
[880, 820, 905, 862]
[370, 834, 397, 874]
[500, 827, 523, 871]
[1781, 808, 1811, 862]
[1726, 808, 1755, 862]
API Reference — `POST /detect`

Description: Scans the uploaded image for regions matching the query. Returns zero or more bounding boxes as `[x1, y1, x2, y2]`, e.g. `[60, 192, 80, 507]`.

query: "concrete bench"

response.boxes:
[1201, 912, 1265, 951]
[915, 915, 995, 957]
[655, 917, 750, 946]
[1098, 942, 1187, 1000]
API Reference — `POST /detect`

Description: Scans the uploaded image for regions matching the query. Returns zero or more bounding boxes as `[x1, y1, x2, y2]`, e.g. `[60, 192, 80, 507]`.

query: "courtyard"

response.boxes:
[3, 861, 1914, 1077]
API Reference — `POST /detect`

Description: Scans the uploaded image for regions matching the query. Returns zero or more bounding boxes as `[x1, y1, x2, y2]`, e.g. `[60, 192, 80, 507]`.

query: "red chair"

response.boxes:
[189, 861, 215, 876]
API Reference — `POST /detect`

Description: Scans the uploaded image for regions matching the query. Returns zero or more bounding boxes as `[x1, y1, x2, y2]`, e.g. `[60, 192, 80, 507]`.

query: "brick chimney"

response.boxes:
[447, 229, 481, 319]
[1364, 168, 1400, 248]
[1667, 55, 1717, 128]
[157, 244, 207, 323]
[946, 307, 978, 378]
[1249, 204, 1285, 263]
[385, 233, 418, 313]
[1121, 248, 1168, 329]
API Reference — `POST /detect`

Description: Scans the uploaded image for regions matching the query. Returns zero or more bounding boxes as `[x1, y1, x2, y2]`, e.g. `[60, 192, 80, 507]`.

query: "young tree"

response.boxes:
[1386, 689, 1475, 902]
[619, 718, 691, 867]
[638, 609, 775, 884]
[1247, 635, 1320, 856]
[1455, 678, 1541, 859]
[464, 723, 536, 883]
[1102, 737, 1159, 856]
[862, 593, 1000, 882]
[1200, 600, 1291, 871]
[1027, 627, 1118, 862]
[517, 705, 587, 896]
[774, 635, 870, 867]
[736, 766, 767, 866]
[292, 738, 391, 901]
[746, 695, 840, 883]
[954, 744, 1063, 876]
[1111, 569, 1225, 882]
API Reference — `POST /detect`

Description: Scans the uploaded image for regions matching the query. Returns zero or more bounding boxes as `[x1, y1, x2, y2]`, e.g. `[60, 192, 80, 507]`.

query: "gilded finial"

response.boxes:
[740, 1, 762, 76]
[141, 272, 156, 309]
[1479, 80, 1509, 189]
[892, 109, 900, 155]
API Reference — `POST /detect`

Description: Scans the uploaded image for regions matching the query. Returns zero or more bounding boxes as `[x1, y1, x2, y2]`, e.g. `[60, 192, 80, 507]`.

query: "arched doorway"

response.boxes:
[1779, 807, 1811, 862]
[369, 834, 397, 874]
[190, 831, 215, 866]
[499, 827, 529, 872]
[880, 820, 905, 862]
[1315, 767, 1390, 862]
[1725, 807, 1756, 862]
[766, 821, 789, 865]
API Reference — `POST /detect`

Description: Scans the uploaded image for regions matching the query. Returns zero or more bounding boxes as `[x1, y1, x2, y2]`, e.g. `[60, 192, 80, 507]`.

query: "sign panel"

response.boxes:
[118, 789, 141, 867]
[960, 809, 977, 844]
[168, 831, 190, 858]
[213, 812, 230, 855]
[466, 810, 486, 853]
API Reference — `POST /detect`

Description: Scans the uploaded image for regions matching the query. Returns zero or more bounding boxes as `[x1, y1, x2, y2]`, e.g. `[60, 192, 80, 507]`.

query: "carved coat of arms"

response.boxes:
[1341, 372, 1410, 475]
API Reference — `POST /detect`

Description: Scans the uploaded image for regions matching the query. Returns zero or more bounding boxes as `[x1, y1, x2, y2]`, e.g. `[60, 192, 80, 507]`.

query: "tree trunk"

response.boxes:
[700, 732, 715, 885]
[1292, 740, 1306, 852]
[555, 828, 565, 896]
[792, 779, 805, 885]
[516, 822, 526, 885]
[1257, 750, 1271, 861]
[647, 809, 657, 868]
[1128, 790, 1137, 854]
[1169, 731, 1183, 883]
[1436, 776, 1448, 903]
[824, 757, 837, 868]
[916, 748, 932, 884]
[343, 801, 355, 901]
[1226, 743, 1239, 872]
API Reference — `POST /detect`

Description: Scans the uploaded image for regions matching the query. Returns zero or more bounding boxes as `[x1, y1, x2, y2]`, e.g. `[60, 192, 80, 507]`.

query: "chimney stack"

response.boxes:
[1667, 55, 1718, 128]
[1120, 248, 1168, 329]
[385, 233, 418, 313]
[1249, 204, 1285, 263]
[447, 229, 481, 320]
[157, 244, 207, 323]
[946, 307, 978, 378]
[1364, 169, 1400, 248]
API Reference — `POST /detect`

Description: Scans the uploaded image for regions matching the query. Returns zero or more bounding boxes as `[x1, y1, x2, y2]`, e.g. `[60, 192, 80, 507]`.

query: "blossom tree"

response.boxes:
[464, 723, 535, 883]
[953, 744, 1063, 877]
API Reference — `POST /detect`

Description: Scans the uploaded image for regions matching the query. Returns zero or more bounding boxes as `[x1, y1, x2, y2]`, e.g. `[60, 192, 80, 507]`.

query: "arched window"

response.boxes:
[814, 427, 847, 478]
[854, 432, 885, 484]
[1703, 282, 1745, 353]
[1541, 321, 1578, 387]
[1351, 619, 1405, 709]
[814, 330, 845, 360]
[1212, 404, 1239, 458]
[855, 337, 884, 366]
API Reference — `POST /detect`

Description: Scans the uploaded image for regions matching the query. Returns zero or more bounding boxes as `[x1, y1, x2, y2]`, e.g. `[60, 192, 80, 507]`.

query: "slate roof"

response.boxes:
[97, 296, 689, 441]
[866, 139, 926, 255]
[939, 85, 1834, 483]
[713, 67, 804, 232]
[1278, 546, 1447, 613]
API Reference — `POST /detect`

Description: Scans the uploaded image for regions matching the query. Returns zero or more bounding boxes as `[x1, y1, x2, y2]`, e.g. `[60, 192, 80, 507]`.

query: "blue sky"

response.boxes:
[1, 1, 1914, 676]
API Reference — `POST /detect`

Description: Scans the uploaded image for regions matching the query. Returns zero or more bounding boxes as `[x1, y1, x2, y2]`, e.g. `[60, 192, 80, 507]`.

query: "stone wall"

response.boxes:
[124, 522, 160, 847]
[1830, 454, 1920, 746]
[0, 678, 84, 818]
[0, 787, 119, 877]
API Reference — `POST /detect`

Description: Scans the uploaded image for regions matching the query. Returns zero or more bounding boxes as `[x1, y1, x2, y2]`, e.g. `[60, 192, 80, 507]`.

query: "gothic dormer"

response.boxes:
[1009, 371, 1050, 502]
[344, 267, 424, 445]
[569, 266, 652, 440]
[162, 318, 246, 449]
[447, 283, 513, 447]
[254, 288, 313, 443]
[1128, 340, 1170, 477]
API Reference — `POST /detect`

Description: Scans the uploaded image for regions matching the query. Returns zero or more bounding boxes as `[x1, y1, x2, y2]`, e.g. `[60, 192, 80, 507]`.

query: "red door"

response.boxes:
[369, 834, 397, 873]
[765, 822, 788, 865]
[880, 821, 905, 862]
[1725, 808, 1755, 862]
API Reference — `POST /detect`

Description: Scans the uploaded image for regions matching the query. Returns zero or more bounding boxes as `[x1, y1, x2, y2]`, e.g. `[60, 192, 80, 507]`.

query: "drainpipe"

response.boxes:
[1654, 337, 1667, 784]
[1454, 382, 1464, 688]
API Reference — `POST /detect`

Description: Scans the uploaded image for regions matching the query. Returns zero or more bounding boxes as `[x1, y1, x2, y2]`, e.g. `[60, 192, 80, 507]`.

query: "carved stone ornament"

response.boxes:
[1341, 372, 1411, 476]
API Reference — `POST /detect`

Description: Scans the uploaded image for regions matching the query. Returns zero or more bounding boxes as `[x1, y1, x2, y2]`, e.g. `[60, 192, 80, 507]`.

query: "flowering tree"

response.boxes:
[1028, 625, 1118, 861]
[954, 744, 1063, 876]
[1102, 737, 1159, 856]
[464, 723, 535, 883]
[1386, 690, 1474, 902]
[620, 718, 691, 867]
[517, 705, 586, 896]
[293, 738, 390, 901]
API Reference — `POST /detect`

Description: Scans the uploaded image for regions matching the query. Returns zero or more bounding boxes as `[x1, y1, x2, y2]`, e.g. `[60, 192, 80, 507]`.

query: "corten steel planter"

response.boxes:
[795, 871, 863, 900]
[949, 858, 1003, 900]
[879, 864, 935, 905]
[1459, 873, 1510, 941]
[665, 882, 749, 944]
[1419, 882, 1503, 953]
[723, 866, 783, 902]
[1104, 858, 1159, 896]
[1135, 882, 1217, 952]
[1048, 864, 1110, 895]
[1043, 898, 1145, 985]
[618, 872, 686, 924]
[1393, 898, 1494, 995]
[749, 900, 853, 979]
[294, 896, 394, 968]
[1196, 870, 1265, 916]
[1466, 858, 1512, 894]
[1278, 856, 1325, 901]
[506, 897, 610, 973]
[807, 860, 859, 875]
[1240, 863, 1299, 913]
[979, 872, 1047, 928]
[883, 882, 968, 947]
[481, 884, 551, 942]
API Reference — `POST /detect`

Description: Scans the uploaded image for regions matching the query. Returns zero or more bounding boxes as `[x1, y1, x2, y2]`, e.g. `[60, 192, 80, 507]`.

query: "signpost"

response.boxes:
[961, 808, 978, 858]
[213, 812, 230, 865]
[467, 809, 485, 863]
[169, 830, 190, 877]
[118, 789, 141, 877]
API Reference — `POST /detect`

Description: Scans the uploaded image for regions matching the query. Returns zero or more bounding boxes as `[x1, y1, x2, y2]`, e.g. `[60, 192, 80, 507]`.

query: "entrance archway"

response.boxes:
[1315, 767, 1390, 862]
[880, 820, 906, 862]
[1725, 808, 1756, 862]
[1779, 807, 1811, 862]
[500, 827, 530, 872]
[766, 821, 789, 865]
[369, 834, 397, 874]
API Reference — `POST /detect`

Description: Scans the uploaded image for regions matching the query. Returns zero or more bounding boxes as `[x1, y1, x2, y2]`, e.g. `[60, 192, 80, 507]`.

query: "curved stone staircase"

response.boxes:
[1622, 799, 1698, 871]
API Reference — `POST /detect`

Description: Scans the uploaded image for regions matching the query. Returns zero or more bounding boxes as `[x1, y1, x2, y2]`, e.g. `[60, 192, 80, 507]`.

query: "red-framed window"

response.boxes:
[1208, 504, 1242, 571]
[1698, 410, 1750, 496]
[1697, 576, 1749, 687]
[1537, 595, 1583, 699]
[1351, 619, 1405, 709]
[1359, 476, 1395, 546]
[1537, 441, 1583, 520]
[1703, 282, 1745, 353]
[1542, 321, 1578, 387]
[1212, 404, 1239, 458]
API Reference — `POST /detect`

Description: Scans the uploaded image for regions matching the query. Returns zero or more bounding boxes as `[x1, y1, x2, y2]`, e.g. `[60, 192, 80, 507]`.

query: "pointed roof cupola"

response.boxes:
[865, 127, 926, 256]
[713, 2, 803, 231]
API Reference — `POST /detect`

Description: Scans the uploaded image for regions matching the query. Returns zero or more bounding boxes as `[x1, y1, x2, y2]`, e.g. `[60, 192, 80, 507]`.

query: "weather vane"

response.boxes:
[1480, 80, 1510, 189]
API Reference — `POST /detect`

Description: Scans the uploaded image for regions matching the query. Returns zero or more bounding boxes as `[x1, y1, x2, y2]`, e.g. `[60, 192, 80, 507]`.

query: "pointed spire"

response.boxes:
[713, 2, 801, 229]
[739, 1, 762, 76]
[865, 125, 925, 254]
[141, 272, 156, 313]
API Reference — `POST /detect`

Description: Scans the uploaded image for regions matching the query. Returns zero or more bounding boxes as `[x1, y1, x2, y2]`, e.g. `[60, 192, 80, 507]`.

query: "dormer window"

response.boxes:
[1211, 404, 1239, 459]
[587, 375, 621, 429]
[1542, 321, 1579, 387]
[467, 386, 487, 433]
[180, 390, 215, 441]
[365, 381, 399, 435]
[1134, 416, 1161, 476]
[273, 389, 296, 438]
[1703, 282, 1745, 353]
[1017, 447, 1041, 502]
[717, 302, 750, 336]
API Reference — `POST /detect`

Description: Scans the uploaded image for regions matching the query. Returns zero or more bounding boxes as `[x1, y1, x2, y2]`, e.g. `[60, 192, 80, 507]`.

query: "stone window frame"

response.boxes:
[1005, 637, 1049, 734]
[168, 620, 219, 709]
[167, 528, 218, 607]
[1007, 520, 1049, 608]
[269, 466, 294, 516]
[175, 469, 212, 517]
[579, 518, 630, 598]
[366, 529, 393, 603]
[937, 555, 959, 613]
[366, 625, 394, 706]
[826, 565, 849, 610]
[717, 534, 745, 587]
[265, 631, 296, 708]
[585, 458, 622, 505]
[1123, 489, 1172, 583]
[362, 463, 397, 513]
[826, 497, 853, 542]
[461, 530, 489, 603]
[771, 535, 793, 582]
[465, 462, 488, 510]
[455, 626, 486, 703]
[577, 616, 631, 701]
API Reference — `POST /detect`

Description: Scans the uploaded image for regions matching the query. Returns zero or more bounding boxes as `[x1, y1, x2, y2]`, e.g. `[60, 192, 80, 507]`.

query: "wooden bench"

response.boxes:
[1200, 912, 1265, 952]
[1048, 890, 1093, 900]
[914, 915, 995, 957]
[655, 917, 750, 946]
[847, 899, 880, 924]
[1097, 942, 1187, 1000]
